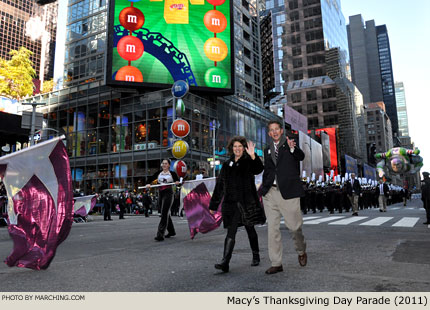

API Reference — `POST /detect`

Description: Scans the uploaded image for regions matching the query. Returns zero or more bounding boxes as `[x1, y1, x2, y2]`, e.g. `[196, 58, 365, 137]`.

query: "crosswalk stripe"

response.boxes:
[329, 216, 368, 225]
[304, 216, 345, 225]
[392, 217, 420, 227]
[390, 207, 401, 210]
[303, 216, 323, 221]
[360, 217, 393, 226]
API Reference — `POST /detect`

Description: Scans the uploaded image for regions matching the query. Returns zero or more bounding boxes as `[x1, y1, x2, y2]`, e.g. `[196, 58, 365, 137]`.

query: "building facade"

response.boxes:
[0, 0, 58, 81]
[395, 81, 409, 137]
[28, 85, 274, 193]
[347, 15, 398, 138]
[365, 101, 393, 155]
[21, 0, 277, 193]
[264, 0, 365, 171]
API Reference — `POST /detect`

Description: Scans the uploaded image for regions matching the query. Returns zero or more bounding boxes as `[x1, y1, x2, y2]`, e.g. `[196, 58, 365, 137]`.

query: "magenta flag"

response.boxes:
[73, 195, 97, 217]
[182, 181, 222, 239]
[0, 137, 73, 270]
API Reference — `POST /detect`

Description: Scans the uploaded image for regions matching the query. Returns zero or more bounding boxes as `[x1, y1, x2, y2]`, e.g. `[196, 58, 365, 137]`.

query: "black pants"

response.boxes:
[423, 198, 430, 222]
[156, 189, 175, 238]
[104, 205, 111, 220]
[226, 204, 258, 243]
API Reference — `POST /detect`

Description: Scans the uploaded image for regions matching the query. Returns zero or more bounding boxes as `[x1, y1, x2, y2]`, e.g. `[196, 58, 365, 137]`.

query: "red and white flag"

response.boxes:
[0, 137, 73, 270]
[73, 195, 97, 217]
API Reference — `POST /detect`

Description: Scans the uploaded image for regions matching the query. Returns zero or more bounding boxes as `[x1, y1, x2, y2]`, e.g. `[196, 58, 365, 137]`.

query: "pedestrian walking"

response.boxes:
[209, 136, 265, 273]
[376, 178, 389, 212]
[261, 119, 307, 275]
[421, 172, 430, 225]
[346, 173, 361, 216]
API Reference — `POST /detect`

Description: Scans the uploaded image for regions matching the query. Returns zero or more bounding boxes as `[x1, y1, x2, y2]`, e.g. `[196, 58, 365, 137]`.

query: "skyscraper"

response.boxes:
[347, 15, 398, 137]
[0, 0, 58, 81]
[395, 81, 409, 137]
[264, 0, 365, 166]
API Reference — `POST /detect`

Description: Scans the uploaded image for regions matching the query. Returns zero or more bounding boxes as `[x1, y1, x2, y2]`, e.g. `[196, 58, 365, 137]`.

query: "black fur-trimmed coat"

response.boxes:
[209, 153, 266, 228]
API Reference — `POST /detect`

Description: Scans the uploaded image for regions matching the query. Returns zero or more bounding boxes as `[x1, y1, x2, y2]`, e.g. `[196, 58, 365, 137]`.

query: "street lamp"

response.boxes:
[21, 101, 45, 146]
[210, 119, 220, 177]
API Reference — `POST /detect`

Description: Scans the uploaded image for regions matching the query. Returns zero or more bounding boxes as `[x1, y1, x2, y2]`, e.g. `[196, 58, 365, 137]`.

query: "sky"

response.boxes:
[340, 0, 430, 173]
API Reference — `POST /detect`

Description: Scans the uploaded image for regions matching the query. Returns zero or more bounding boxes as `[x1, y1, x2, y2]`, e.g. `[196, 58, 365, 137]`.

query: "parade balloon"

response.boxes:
[115, 66, 143, 82]
[172, 140, 188, 159]
[174, 160, 187, 178]
[119, 7, 145, 31]
[117, 36, 144, 61]
[171, 119, 190, 138]
[176, 98, 185, 116]
[204, 67, 228, 88]
[206, 0, 226, 6]
[203, 38, 228, 62]
[204, 10, 227, 33]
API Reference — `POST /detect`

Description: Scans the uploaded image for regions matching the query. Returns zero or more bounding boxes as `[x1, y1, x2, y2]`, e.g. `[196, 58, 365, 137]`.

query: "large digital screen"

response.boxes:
[107, 0, 234, 93]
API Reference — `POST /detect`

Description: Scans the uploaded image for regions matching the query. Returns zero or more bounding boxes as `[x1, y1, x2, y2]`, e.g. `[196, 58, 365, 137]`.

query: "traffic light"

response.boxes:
[368, 143, 376, 165]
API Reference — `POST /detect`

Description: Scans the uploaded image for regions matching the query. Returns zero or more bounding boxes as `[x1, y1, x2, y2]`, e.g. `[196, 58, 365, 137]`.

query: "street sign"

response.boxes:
[21, 111, 43, 130]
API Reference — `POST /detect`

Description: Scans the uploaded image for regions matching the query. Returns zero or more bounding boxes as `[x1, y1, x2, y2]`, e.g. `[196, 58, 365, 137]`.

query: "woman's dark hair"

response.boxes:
[227, 136, 247, 156]
[161, 158, 171, 165]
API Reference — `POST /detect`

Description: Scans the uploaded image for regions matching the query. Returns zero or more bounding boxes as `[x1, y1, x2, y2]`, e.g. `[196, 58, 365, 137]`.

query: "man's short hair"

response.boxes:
[267, 119, 283, 129]
[423, 172, 429, 178]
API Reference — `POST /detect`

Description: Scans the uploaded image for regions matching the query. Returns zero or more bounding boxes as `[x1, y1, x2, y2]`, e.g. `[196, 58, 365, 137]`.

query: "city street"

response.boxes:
[0, 199, 429, 292]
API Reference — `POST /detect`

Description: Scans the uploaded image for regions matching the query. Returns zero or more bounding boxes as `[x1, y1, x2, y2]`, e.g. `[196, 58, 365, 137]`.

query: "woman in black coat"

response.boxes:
[209, 136, 265, 273]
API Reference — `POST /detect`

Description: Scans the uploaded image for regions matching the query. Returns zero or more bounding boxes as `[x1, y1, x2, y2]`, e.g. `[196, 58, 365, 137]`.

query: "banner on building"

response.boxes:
[363, 163, 377, 181]
[345, 154, 358, 175]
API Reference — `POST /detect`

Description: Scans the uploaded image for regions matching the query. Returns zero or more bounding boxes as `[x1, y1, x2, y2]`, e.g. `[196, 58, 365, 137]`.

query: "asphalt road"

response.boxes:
[0, 199, 429, 292]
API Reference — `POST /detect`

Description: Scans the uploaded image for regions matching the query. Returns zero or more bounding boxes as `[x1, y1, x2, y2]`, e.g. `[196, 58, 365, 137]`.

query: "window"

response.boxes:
[289, 0, 298, 10]
[307, 104, 318, 114]
[322, 101, 337, 112]
[276, 14, 286, 24]
[291, 22, 300, 33]
[293, 105, 303, 114]
[305, 30, 323, 41]
[308, 67, 325, 78]
[293, 71, 303, 80]
[291, 92, 302, 103]
[266, 0, 274, 9]
[291, 34, 301, 45]
[276, 26, 283, 36]
[307, 54, 325, 65]
[293, 58, 302, 68]
[322, 88, 336, 99]
[292, 46, 302, 56]
[290, 11, 299, 21]
[308, 117, 319, 128]
[306, 90, 317, 101]
[306, 41, 324, 53]
[324, 115, 339, 126]
[303, 6, 321, 18]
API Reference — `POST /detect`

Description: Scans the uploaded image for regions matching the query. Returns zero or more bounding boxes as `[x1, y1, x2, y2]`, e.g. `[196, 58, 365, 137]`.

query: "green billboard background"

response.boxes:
[111, 0, 232, 90]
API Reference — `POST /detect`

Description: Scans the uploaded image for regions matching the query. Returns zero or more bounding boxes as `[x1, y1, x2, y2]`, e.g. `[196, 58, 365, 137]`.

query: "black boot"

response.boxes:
[215, 238, 235, 273]
[249, 234, 260, 266]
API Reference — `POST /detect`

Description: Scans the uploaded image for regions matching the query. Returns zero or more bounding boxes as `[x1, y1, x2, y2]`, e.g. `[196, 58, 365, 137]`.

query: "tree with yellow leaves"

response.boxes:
[0, 47, 36, 99]
[41, 79, 56, 94]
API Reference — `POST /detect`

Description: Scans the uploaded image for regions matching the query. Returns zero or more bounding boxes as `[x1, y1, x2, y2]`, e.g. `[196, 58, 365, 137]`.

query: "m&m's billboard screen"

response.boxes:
[107, 0, 234, 93]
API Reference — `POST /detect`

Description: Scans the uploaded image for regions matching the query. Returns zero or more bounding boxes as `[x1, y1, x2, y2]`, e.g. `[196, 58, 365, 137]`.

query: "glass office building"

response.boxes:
[29, 82, 274, 193]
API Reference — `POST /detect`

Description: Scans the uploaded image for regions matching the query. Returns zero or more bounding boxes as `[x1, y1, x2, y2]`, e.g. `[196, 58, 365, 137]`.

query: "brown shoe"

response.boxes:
[265, 265, 283, 274]
[298, 253, 307, 267]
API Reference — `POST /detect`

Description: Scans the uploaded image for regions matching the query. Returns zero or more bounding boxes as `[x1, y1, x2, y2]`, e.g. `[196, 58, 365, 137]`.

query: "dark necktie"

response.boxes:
[274, 143, 279, 161]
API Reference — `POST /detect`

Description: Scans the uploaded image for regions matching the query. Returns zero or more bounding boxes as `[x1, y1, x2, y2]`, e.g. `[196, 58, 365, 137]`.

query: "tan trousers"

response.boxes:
[349, 194, 359, 213]
[263, 187, 306, 267]
[378, 195, 387, 211]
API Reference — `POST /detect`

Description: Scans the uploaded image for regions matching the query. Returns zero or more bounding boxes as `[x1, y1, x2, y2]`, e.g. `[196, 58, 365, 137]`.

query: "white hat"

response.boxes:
[341, 177, 345, 184]
[330, 170, 334, 177]
[307, 177, 310, 183]
[345, 173, 349, 180]
[319, 175, 323, 182]
[302, 171, 307, 178]
[311, 173, 316, 181]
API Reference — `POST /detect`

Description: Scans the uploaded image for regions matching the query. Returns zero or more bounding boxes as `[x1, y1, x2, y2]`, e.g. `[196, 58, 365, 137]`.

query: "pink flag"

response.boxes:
[0, 137, 73, 270]
[181, 180, 222, 239]
[73, 195, 97, 217]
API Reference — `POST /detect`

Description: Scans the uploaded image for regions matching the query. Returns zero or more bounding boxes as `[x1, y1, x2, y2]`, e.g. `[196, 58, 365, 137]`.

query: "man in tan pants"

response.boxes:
[261, 120, 307, 275]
